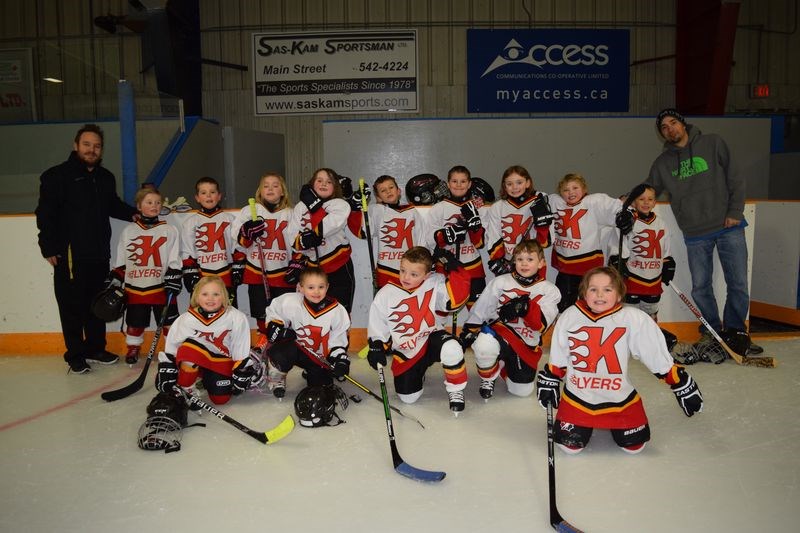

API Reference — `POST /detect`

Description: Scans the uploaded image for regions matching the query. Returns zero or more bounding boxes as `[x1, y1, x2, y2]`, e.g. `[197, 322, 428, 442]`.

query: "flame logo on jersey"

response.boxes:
[127, 235, 167, 267]
[630, 228, 665, 259]
[261, 219, 288, 250]
[501, 213, 531, 244]
[296, 324, 329, 355]
[196, 329, 231, 356]
[194, 222, 229, 253]
[380, 218, 415, 249]
[499, 287, 531, 305]
[553, 208, 587, 239]
[446, 213, 464, 227]
[567, 326, 625, 373]
[389, 290, 436, 338]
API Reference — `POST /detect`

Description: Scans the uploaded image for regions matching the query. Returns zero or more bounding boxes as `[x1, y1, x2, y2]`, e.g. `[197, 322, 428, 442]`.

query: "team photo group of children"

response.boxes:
[107, 163, 703, 455]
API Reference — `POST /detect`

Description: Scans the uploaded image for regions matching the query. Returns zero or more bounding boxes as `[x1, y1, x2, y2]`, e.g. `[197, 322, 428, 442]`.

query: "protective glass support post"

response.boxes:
[118, 79, 139, 205]
[178, 98, 185, 133]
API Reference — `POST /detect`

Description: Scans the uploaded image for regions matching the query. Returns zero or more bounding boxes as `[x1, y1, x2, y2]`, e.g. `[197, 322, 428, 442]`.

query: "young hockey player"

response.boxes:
[230, 172, 297, 337]
[107, 187, 181, 364]
[426, 165, 487, 306]
[548, 173, 633, 312]
[155, 275, 262, 405]
[348, 174, 432, 288]
[262, 267, 351, 400]
[290, 168, 355, 312]
[460, 240, 561, 400]
[485, 165, 555, 277]
[536, 266, 704, 454]
[180, 177, 238, 302]
[366, 246, 470, 415]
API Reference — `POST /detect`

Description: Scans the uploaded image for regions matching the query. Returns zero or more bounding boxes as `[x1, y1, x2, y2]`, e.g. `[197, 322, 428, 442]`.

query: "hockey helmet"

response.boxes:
[146, 391, 188, 427]
[406, 173, 449, 206]
[294, 384, 349, 428]
[469, 177, 496, 204]
[91, 285, 126, 322]
[137, 415, 183, 453]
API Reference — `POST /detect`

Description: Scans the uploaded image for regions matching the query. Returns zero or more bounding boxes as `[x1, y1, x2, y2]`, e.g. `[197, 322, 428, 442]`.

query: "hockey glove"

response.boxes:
[299, 229, 323, 250]
[348, 186, 371, 211]
[367, 339, 389, 371]
[488, 258, 513, 276]
[284, 256, 307, 285]
[241, 219, 266, 241]
[615, 208, 635, 235]
[231, 257, 246, 287]
[155, 352, 179, 393]
[105, 269, 124, 290]
[498, 295, 530, 322]
[661, 256, 676, 285]
[338, 175, 354, 199]
[459, 324, 481, 350]
[232, 357, 263, 395]
[432, 247, 461, 273]
[164, 268, 182, 298]
[529, 192, 556, 227]
[435, 224, 467, 246]
[460, 202, 482, 232]
[329, 353, 350, 380]
[671, 366, 704, 417]
[536, 366, 562, 409]
[182, 263, 200, 293]
[299, 184, 323, 213]
[266, 321, 294, 344]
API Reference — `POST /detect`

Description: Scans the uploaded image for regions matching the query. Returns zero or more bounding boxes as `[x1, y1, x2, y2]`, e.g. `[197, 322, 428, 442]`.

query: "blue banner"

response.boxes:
[467, 29, 629, 113]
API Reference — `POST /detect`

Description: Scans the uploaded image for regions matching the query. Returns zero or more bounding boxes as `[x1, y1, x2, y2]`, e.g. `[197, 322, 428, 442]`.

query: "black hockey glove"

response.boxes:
[432, 247, 461, 273]
[329, 353, 350, 380]
[459, 324, 481, 350]
[338, 175, 354, 199]
[231, 257, 246, 287]
[498, 295, 530, 322]
[348, 186, 371, 211]
[182, 263, 200, 293]
[266, 321, 294, 344]
[367, 339, 389, 371]
[460, 202, 482, 232]
[232, 357, 262, 395]
[241, 219, 265, 241]
[105, 270, 124, 290]
[488, 258, 513, 276]
[615, 208, 635, 235]
[164, 268, 182, 298]
[671, 366, 704, 417]
[155, 353, 179, 393]
[284, 256, 307, 285]
[299, 229, 322, 250]
[299, 184, 323, 213]
[536, 366, 562, 409]
[661, 256, 676, 285]
[435, 224, 467, 246]
[529, 192, 556, 227]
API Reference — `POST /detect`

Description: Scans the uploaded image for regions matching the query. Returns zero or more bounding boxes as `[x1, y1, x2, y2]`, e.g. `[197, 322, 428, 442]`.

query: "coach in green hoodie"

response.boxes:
[646, 108, 761, 358]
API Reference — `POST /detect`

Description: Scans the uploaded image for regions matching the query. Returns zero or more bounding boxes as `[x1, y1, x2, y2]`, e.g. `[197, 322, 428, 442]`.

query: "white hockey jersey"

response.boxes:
[180, 208, 237, 286]
[425, 198, 486, 279]
[230, 203, 296, 288]
[622, 212, 671, 296]
[114, 219, 181, 305]
[264, 292, 350, 362]
[548, 301, 675, 429]
[548, 193, 622, 275]
[485, 196, 552, 261]
[291, 198, 352, 273]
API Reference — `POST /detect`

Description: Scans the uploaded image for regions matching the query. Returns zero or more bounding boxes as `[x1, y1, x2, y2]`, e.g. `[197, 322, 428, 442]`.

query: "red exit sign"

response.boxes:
[751, 84, 770, 98]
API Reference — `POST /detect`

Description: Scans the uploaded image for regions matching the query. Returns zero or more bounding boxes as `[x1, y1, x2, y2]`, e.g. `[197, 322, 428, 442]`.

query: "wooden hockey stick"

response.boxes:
[547, 404, 584, 532]
[101, 294, 173, 402]
[176, 387, 295, 444]
[668, 282, 776, 368]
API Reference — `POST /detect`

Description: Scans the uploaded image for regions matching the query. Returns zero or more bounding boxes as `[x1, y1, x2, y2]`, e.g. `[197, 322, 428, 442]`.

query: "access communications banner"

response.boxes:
[252, 30, 418, 116]
[467, 29, 629, 113]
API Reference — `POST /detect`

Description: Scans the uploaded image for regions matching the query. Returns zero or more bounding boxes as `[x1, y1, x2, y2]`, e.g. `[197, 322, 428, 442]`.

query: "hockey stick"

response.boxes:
[300, 344, 425, 429]
[616, 188, 639, 273]
[667, 282, 776, 368]
[356, 178, 379, 359]
[176, 387, 295, 444]
[452, 237, 463, 336]
[248, 198, 271, 302]
[377, 363, 445, 483]
[101, 294, 174, 402]
[547, 404, 584, 532]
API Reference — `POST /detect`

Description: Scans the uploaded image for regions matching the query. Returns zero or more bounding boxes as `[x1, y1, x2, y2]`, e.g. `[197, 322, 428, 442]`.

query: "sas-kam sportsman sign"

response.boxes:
[252, 30, 418, 116]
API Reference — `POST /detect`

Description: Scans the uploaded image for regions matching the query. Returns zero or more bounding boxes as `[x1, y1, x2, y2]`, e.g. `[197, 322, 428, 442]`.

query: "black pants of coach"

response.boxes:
[52, 259, 108, 364]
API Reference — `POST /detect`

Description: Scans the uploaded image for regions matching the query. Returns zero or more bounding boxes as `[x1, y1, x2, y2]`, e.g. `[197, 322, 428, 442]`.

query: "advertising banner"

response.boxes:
[252, 30, 418, 116]
[467, 29, 629, 113]
[0, 48, 36, 123]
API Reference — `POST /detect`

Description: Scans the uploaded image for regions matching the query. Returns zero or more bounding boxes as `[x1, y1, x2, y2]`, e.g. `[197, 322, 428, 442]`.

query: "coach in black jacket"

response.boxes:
[36, 124, 138, 373]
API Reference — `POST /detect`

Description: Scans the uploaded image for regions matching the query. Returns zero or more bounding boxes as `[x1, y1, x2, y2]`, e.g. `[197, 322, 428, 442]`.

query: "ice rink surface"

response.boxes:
[1, 339, 798, 533]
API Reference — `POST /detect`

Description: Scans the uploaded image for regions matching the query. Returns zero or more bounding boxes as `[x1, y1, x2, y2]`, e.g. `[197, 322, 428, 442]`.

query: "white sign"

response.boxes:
[251, 30, 418, 116]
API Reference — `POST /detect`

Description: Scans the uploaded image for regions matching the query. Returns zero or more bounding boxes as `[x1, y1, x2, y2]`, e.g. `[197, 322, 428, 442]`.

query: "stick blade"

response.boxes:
[741, 355, 777, 368]
[357, 344, 369, 359]
[100, 374, 145, 402]
[264, 414, 296, 444]
[552, 519, 585, 532]
[395, 461, 446, 483]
